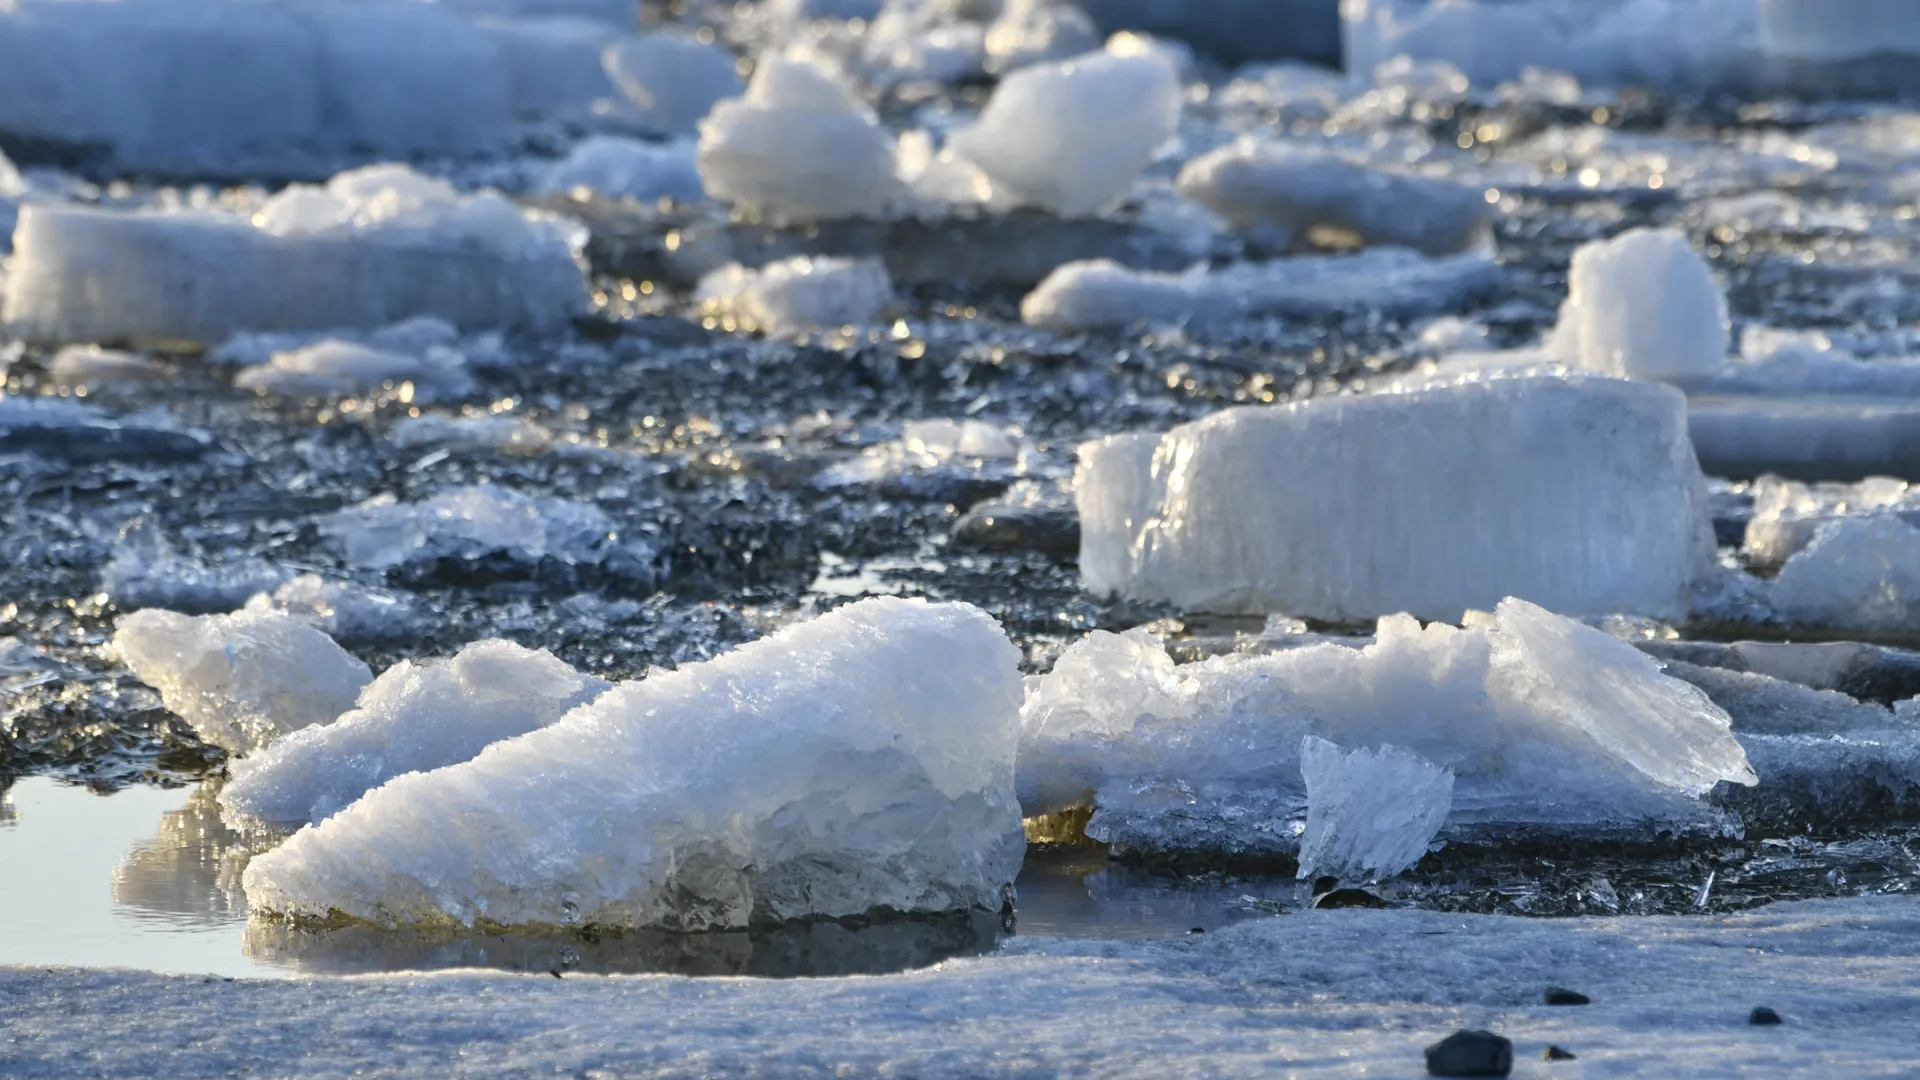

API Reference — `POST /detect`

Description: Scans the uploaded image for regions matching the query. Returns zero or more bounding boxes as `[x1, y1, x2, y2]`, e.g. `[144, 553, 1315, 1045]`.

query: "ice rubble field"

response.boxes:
[8, 0, 1920, 1074]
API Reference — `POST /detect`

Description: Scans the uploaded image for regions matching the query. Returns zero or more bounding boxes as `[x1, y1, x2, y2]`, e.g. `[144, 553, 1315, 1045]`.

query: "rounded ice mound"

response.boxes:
[695, 256, 895, 337]
[697, 56, 909, 225]
[113, 608, 372, 756]
[241, 596, 1027, 930]
[1550, 227, 1730, 382]
[602, 33, 743, 137]
[221, 640, 611, 826]
[948, 50, 1180, 217]
[1176, 140, 1493, 256]
[540, 136, 705, 202]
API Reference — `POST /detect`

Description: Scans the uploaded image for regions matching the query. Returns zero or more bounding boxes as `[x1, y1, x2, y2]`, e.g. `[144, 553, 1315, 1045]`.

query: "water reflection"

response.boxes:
[112, 780, 258, 924]
[1014, 848, 1302, 938]
[246, 911, 1006, 978]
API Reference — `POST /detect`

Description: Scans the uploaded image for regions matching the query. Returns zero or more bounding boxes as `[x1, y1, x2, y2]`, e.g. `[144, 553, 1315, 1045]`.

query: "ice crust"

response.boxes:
[1077, 377, 1711, 623]
[1295, 737, 1452, 883]
[1548, 228, 1730, 382]
[697, 57, 909, 225]
[113, 608, 372, 756]
[2, 169, 585, 347]
[603, 34, 744, 137]
[1176, 141, 1492, 256]
[1018, 598, 1756, 858]
[695, 256, 895, 337]
[1020, 250, 1502, 332]
[320, 484, 617, 572]
[220, 640, 611, 826]
[948, 51, 1179, 217]
[241, 597, 1027, 930]
[540, 136, 705, 203]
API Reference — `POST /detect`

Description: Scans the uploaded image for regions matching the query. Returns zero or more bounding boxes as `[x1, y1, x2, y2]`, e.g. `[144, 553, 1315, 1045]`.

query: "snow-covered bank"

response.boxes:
[4, 896, 1915, 1077]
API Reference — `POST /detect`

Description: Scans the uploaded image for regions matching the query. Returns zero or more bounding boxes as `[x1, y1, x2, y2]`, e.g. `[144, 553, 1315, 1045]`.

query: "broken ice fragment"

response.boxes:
[320, 484, 617, 572]
[113, 608, 372, 756]
[221, 640, 610, 826]
[1296, 736, 1452, 883]
[242, 597, 1026, 930]
[1548, 228, 1729, 382]
[232, 339, 475, 402]
[603, 33, 744, 138]
[1771, 516, 1920, 634]
[695, 256, 894, 337]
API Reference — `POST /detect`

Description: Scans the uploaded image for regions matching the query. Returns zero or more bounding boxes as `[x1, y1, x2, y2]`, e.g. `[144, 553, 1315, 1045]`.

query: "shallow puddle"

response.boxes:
[0, 778, 1290, 979]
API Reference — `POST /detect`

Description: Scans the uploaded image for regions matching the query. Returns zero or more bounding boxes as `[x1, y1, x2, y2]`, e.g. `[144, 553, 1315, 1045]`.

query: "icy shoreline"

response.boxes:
[4, 895, 1915, 1077]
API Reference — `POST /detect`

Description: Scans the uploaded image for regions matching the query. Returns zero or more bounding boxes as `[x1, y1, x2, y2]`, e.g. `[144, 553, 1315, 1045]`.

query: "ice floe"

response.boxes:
[695, 256, 895, 337]
[113, 608, 372, 756]
[242, 597, 1026, 929]
[948, 50, 1180, 217]
[1018, 598, 1756, 860]
[1176, 140, 1493, 256]
[319, 484, 619, 573]
[1076, 376, 1710, 622]
[220, 640, 610, 826]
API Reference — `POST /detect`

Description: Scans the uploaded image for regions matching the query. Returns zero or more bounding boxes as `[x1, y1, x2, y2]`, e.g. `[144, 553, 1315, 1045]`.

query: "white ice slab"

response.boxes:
[220, 640, 610, 826]
[1177, 140, 1492, 256]
[113, 608, 372, 756]
[242, 597, 1026, 929]
[948, 50, 1179, 217]
[1077, 376, 1711, 623]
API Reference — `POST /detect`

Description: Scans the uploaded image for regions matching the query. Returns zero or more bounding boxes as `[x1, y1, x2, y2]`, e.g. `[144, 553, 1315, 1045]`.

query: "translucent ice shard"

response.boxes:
[1295, 737, 1452, 883]
[1548, 228, 1729, 382]
[221, 640, 611, 826]
[697, 56, 909, 225]
[695, 256, 894, 337]
[1077, 376, 1712, 623]
[948, 50, 1180, 217]
[320, 484, 617, 572]
[1177, 140, 1493, 256]
[1017, 598, 1755, 860]
[113, 608, 372, 756]
[242, 597, 1026, 930]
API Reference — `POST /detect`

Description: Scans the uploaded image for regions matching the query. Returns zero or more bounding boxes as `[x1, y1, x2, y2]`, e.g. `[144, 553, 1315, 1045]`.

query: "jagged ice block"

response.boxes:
[1296, 737, 1453, 883]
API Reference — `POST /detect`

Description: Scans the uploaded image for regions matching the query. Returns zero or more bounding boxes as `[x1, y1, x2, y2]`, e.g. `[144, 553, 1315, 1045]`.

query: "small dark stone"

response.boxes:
[549, 969, 565, 979]
[1312, 887, 1389, 910]
[1750, 1006, 1783, 1026]
[1311, 875, 1340, 896]
[1189, 927, 1206, 934]
[1543, 1046, 1577, 1061]
[1425, 1030, 1514, 1077]
[1544, 986, 1591, 1006]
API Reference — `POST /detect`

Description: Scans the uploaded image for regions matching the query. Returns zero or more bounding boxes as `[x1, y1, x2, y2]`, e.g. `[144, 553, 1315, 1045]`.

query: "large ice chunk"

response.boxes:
[1078, 376, 1710, 622]
[1018, 598, 1755, 859]
[695, 256, 894, 337]
[1742, 476, 1919, 571]
[948, 51, 1180, 217]
[1176, 141, 1492, 256]
[113, 609, 372, 756]
[221, 640, 610, 826]
[2, 169, 585, 347]
[242, 597, 1026, 930]
[1021, 250, 1501, 332]
[1771, 516, 1920, 633]
[697, 57, 909, 225]
[320, 484, 617, 572]
[603, 34, 743, 137]
[1547, 228, 1729, 382]
[1296, 737, 1452, 883]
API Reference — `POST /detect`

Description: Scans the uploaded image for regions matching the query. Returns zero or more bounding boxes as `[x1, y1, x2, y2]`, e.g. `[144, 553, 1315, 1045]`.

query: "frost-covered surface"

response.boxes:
[695, 256, 895, 337]
[1547, 228, 1730, 382]
[1018, 598, 1755, 858]
[1177, 140, 1492, 256]
[1077, 376, 1710, 622]
[242, 598, 1026, 929]
[243, 575, 417, 644]
[221, 640, 610, 826]
[540, 136, 704, 203]
[1021, 249, 1501, 332]
[948, 51, 1179, 217]
[319, 484, 618, 572]
[1771, 516, 1920, 633]
[7, 896, 1918, 1076]
[112, 608, 372, 756]
[1295, 737, 1452, 883]
[602, 34, 743, 138]
[697, 57, 909, 225]
[1, 167, 585, 347]
[1742, 476, 1920, 571]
